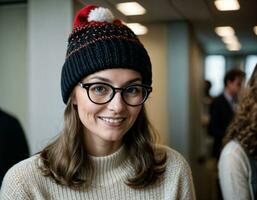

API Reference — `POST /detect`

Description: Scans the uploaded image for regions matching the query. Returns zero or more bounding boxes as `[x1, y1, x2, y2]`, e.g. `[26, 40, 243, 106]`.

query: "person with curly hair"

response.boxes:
[0, 5, 195, 200]
[218, 64, 257, 200]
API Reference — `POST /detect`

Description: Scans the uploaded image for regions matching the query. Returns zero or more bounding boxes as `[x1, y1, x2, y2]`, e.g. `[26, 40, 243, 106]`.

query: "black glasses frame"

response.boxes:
[78, 82, 152, 106]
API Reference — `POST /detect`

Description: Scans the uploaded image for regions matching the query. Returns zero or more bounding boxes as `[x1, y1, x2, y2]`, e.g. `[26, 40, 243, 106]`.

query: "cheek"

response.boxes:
[76, 97, 100, 123]
[77, 104, 102, 128]
[129, 107, 142, 122]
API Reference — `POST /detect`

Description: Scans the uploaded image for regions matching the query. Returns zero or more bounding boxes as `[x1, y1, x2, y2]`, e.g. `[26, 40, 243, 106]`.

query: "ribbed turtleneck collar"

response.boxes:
[89, 146, 126, 169]
[88, 146, 132, 187]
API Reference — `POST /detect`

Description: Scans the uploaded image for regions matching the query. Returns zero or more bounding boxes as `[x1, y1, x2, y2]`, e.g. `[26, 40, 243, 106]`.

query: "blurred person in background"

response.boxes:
[208, 69, 245, 160]
[202, 80, 213, 129]
[208, 69, 245, 200]
[203, 80, 213, 105]
[199, 80, 214, 162]
[218, 64, 257, 200]
[0, 5, 195, 199]
[0, 108, 29, 186]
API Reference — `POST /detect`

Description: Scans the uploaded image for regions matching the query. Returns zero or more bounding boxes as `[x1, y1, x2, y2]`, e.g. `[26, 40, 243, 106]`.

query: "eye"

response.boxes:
[125, 86, 141, 96]
[90, 84, 110, 95]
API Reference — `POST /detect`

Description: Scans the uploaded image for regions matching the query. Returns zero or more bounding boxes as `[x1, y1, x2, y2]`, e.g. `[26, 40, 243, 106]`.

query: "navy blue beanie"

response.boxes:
[61, 5, 152, 104]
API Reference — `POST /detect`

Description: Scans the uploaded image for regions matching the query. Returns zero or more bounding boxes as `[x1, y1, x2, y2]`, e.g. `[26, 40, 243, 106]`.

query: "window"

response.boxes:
[204, 55, 225, 97]
[245, 55, 257, 82]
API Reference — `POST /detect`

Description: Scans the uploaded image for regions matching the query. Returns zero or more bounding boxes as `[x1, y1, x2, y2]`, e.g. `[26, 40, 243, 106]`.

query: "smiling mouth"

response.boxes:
[99, 117, 125, 125]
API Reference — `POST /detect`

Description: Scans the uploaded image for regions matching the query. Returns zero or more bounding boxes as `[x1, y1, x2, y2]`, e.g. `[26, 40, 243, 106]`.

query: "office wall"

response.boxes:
[226, 55, 245, 70]
[167, 21, 204, 162]
[27, 0, 72, 153]
[0, 1, 73, 154]
[167, 22, 190, 159]
[140, 22, 203, 160]
[139, 24, 169, 144]
[0, 5, 28, 133]
[189, 35, 204, 161]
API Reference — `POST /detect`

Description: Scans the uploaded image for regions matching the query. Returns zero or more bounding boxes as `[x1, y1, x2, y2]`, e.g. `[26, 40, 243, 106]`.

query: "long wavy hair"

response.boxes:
[39, 97, 167, 189]
[223, 64, 257, 159]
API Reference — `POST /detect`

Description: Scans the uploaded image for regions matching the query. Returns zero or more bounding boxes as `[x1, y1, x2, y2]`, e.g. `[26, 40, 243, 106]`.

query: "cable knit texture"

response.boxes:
[0, 145, 195, 200]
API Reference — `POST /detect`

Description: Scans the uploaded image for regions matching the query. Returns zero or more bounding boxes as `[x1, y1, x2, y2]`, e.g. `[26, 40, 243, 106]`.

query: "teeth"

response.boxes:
[101, 117, 124, 123]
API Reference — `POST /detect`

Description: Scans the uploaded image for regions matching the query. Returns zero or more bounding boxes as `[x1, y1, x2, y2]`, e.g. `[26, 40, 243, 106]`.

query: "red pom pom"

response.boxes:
[73, 5, 98, 29]
[113, 19, 122, 26]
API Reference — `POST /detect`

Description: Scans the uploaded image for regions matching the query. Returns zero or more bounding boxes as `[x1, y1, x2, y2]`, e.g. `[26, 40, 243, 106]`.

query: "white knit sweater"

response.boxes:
[218, 140, 254, 200]
[0, 145, 195, 200]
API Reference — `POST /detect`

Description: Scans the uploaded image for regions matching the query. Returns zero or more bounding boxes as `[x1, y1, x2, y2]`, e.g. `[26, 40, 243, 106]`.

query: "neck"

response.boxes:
[84, 130, 123, 156]
[224, 88, 234, 97]
[87, 143, 122, 156]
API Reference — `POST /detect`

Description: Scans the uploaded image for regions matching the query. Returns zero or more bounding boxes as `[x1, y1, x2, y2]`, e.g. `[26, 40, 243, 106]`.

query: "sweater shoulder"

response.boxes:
[155, 144, 189, 165]
[219, 140, 250, 169]
[220, 140, 247, 159]
[154, 144, 196, 199]
[154, 144, 192, 177]
[0, 155, 42, 199]
[4, 154, 40, 178]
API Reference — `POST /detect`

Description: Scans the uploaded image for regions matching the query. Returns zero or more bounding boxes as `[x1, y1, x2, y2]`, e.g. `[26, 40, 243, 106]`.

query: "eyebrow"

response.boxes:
[86, 76, 142, 85]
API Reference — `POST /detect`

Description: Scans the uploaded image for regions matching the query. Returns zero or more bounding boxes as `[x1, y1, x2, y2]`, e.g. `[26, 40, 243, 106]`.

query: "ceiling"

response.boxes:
[1, 0, 257, 56]
[77, 0, 257, 56]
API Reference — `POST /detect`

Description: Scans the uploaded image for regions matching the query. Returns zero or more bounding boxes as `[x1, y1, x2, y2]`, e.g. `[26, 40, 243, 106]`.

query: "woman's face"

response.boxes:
[73, 68, 142, 153]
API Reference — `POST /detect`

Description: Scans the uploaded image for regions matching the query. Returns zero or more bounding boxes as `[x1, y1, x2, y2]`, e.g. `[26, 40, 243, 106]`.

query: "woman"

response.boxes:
[219, 65, 257, 200]
[0, 5, 195, 199]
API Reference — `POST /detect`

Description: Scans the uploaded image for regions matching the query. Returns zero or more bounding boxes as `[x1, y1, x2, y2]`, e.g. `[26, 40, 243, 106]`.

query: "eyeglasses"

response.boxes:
[78, 82, 152, 106]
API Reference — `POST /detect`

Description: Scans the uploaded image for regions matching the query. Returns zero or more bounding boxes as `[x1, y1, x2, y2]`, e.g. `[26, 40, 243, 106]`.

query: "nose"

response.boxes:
[107, 91, 126, 112]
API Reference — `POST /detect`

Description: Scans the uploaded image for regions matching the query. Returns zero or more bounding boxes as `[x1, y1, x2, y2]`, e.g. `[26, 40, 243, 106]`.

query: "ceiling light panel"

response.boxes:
[116, 2, 146, 16]
[126, 23, 148, 35]
[222, 35, 238, 44]
[254, 26, 257, 35]
[226, 42, 241, 51]
[215, 0, 240, 11]
[215, 26, 235, 37]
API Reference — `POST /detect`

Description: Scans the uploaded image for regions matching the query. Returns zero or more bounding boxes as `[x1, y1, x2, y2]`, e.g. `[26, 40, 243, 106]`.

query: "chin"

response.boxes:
[102, 130, 125, 142]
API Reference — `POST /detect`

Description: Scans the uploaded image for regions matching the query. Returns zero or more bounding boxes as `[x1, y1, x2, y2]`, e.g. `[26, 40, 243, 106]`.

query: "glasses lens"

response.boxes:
[88, 83, 113, 104]
[123, 85, 148, 106]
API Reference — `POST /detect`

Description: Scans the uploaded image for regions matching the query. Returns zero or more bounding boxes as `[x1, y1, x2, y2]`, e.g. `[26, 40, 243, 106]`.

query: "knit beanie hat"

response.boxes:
[61, 5, 152, 104]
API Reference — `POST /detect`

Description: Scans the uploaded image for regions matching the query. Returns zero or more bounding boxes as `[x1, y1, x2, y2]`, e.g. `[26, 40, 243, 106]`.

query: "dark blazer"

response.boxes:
[0, 109, 29, 185]
[208, 94, 234, 158]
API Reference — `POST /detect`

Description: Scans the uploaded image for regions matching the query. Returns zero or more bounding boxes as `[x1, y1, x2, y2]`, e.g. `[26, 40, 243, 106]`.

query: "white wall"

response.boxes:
[0, 1, 73, 154]
[0, 5, 28, 133]
[27, 0, 72, 153]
